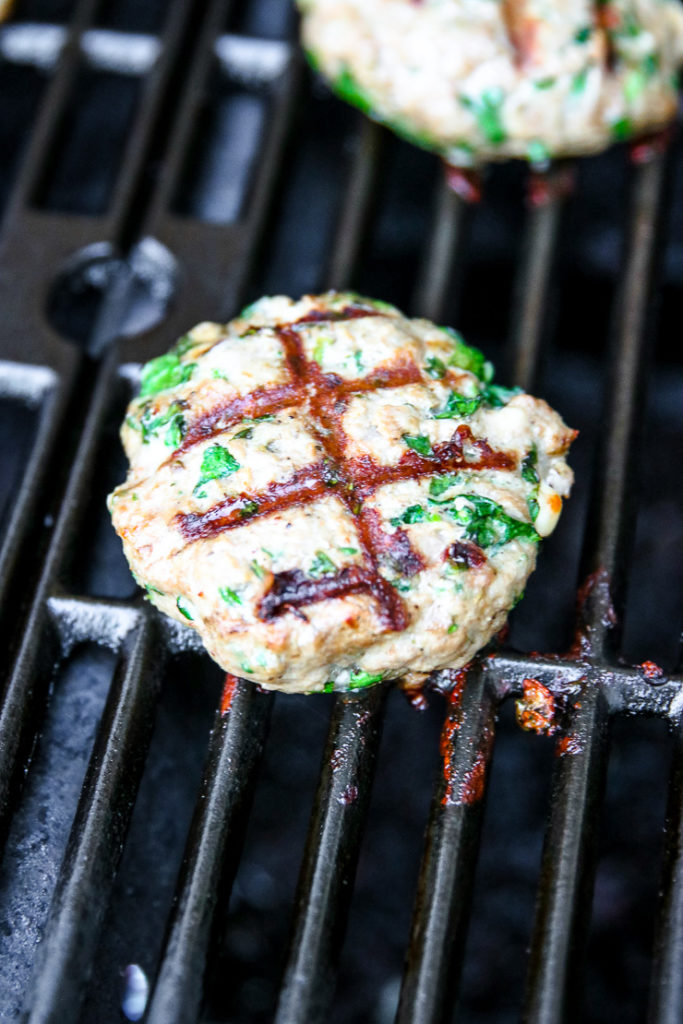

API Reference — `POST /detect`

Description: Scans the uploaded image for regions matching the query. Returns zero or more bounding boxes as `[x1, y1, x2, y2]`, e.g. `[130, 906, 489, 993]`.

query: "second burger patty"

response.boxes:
[298, 0, 683, 166]
[109, 292, 575, 694]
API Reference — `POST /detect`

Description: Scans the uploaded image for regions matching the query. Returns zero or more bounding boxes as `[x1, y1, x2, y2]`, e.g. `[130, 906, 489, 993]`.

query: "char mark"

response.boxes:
[176, 464, 328, 541]
[361, 507, 424, 577]
[445, 540, 486, 569]
[258, 564, 407, 630]
[501, 0, 537, 67]
[348, 426, 515, 498]
[293, 305, 380, 325]
[176, 383, 300, 454]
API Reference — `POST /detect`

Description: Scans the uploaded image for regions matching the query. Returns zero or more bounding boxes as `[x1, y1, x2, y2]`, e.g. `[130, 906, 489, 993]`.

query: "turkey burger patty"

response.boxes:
[109, 293, 576, 694]
[298, 0, 683, 165]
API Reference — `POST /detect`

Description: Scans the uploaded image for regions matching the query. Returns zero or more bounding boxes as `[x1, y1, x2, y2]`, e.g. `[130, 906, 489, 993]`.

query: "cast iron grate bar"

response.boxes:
[523, 686, 610, 1024]
[274, 684, 388, 1024]
[649, 718, 683, 1024]
[523, 147, 672, 1024]
[0, 344, 124, 838]
[508, 165, 572, 394]
[396, 669, 496, 1024]
[326, 119, 384, 291]
[131, 5, 302, 345]
[0, 0, 199, 634]
[146, 677, 273, 1024]
[394, 159, 574, 1024]
[412, 174, 470, 323]
[23, 610, 158, 1024]
[580, 151, 671, 633]
[1, 0, 99, 224]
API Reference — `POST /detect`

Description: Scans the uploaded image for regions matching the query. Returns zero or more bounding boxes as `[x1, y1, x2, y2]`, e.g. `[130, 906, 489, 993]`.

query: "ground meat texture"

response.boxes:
[297, 0, 683, 165]
[108, 292, 576, 693]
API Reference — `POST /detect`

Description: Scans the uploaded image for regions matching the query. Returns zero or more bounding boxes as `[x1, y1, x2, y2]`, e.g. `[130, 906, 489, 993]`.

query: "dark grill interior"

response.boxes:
[1, 1, 683, 1022]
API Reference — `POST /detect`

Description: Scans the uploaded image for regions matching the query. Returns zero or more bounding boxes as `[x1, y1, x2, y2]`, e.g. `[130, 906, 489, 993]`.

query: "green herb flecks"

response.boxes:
[460, 88, 507, 146]
[324, 668, 384, 693]
[619, 12, 641, 37]
[390, 504, 429, 527]
[527, 140, 550, 166]
[624, 68, 648, 103]
[309, 550, 337, 578]
[219, 587, 242, 606]
[390, 578, 412, 592]
[522, 448, 540, 522]
[433, 391, 481, 419]
[240, 500, 259, 519]
[570, 68, 589, 96]
[642, 53, 659, 78]
[140, 403, 185, 448]
[238, 299, 261, 319]
[338, 546, 359, 555]
[439, 326, 492, 380]
[429, 473, 467, 498]
[194, 444, 240, 495]
[424, 356, 447, 379]
[403, 434, 433, 457]
[521, 447, 539, 486]
[353, 351, 364, 374]
[250, 560, 266, 580]
[234, 427, 253, 439]
[390, 503, 443, 526]
[574, 25, 591, 43]
[447, 494, 539, 549]
[348, 670, 383, 689]
[312, 334, 333, 366]
[611, 116, 632, 141]
[448, 621, 459, 633]
[140, 352, 196, 398]
[534, 76, 556, 90]
[335, 67, 374, 115]
[432, 381, 521, 420]
[176, 595, 194, 620]
[173, 333, 198, 358]
[481, 383, 522, 407]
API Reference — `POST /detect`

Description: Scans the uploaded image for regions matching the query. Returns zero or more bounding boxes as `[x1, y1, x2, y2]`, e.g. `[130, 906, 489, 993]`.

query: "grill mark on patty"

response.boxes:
[175, 383, 300, 455]
[257, 565, 405, 627]
[170, 312, 516, 632]
[361, 507, 425, 577]
[445, 540, 487, 569]
[595, 0, 619, 72]
[336, 356, 423, 393]
[346, 426, 515, 498]
[176, 463, 330, 541]
[277, 325, 410, 631]
[501, 0, 538, 66]
[292, 305, 381, 325]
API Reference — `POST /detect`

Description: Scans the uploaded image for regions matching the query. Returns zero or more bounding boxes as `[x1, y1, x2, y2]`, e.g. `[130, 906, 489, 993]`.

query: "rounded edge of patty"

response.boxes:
[108, 292, 576, 693]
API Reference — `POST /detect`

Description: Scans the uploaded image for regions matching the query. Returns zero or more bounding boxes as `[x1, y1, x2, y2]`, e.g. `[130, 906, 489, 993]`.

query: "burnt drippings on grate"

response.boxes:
[0, 1, 682, 1023]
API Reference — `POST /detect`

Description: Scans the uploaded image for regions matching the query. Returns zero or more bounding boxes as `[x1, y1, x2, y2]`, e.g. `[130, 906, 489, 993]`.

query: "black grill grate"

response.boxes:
[0, 2, 682, 1023]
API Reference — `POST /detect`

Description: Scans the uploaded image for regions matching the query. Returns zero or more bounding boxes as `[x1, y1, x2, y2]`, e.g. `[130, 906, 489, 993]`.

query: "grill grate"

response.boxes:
[0, 2, 682, 1023]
